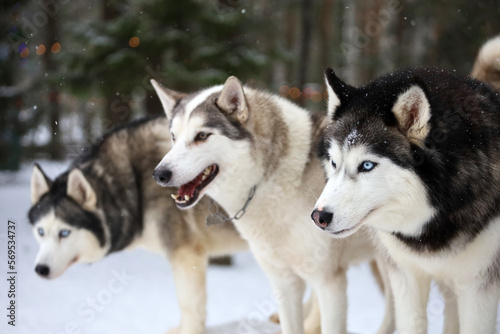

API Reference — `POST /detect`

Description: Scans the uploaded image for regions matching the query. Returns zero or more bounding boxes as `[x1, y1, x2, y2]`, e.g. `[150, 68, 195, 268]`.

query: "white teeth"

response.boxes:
[184, 195, 190, 201]
[201, 175, 207, 181]
[171, 194, 179, 200]
[204, 168, 211, 176]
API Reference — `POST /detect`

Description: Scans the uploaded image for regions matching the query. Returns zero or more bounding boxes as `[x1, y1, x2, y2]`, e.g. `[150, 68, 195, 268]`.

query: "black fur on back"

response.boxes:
[321, 67, 500, 252]
[28, 115, 169, 253]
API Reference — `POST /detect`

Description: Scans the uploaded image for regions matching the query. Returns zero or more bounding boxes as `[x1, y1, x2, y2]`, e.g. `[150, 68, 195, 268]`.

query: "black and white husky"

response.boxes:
[313, 50, 500, 333]
[151, 77, 394, 334]
[28, 116, 248, 334]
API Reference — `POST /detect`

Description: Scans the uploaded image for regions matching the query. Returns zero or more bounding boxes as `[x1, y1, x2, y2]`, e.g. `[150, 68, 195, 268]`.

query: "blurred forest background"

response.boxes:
[1, 0, 500, 170]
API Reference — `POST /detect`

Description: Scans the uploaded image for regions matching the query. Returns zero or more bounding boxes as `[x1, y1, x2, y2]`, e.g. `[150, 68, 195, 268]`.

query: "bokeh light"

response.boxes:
[289, 87, 301, 99]
[279, 85, 290, 97]
[129, 37, 140, 48]
[303, 87, 313, 99]
[20, 47, 29, 58]
[17, 43, 26, 54]
[51, 42, 61, 53]
[311, 91, 322, 102]
[36, 44, 46, 55]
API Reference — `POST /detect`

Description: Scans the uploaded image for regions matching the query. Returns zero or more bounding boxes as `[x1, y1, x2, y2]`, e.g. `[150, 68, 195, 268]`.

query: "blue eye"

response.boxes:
[359, 161, 377, 172]
[59, 230, 71, 238]
[38, 228, 44, 236]
[331, 160, 337, 168]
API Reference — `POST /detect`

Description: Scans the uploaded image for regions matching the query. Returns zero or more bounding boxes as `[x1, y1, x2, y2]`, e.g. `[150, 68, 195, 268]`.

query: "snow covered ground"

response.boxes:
[0, 161, 497, 334]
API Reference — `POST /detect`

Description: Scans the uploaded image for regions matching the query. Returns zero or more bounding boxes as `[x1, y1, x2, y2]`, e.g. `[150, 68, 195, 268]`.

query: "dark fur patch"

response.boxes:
[326, 67, 500, 253]
[193, 93, 252, 140]
[28, 173, 106, 246]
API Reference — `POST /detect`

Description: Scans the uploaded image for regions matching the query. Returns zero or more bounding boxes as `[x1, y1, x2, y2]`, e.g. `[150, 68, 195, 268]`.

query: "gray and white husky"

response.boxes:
[151, 78, 394, 334]
[312, 42, 500, 333]
[28, 116, 248, 334]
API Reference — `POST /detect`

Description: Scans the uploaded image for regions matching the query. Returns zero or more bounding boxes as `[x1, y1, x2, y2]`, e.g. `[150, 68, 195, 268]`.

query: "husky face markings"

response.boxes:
[29, 164, 108, 279]
[158, 109, 222, 208]
[152, 78, 254, 210]
[313, 71, 436, 237]
[316, 142, 433, 237]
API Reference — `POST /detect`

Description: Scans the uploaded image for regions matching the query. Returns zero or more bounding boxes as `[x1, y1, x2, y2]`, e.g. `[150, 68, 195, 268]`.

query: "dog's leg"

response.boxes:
[437, 282, 459, 334]
[456, 281, 499, 334]
[270, 273, 306, 334]
[372, 257, 395, 334]
[303, 291, 314, 320]
[168, 246, 208, 334]
[311, 269, 348, 334]
[388, 266, 430, 334]
[268, 291, 321, 334]
[303, 291, 321, 334]
[257, 255, 305, 334]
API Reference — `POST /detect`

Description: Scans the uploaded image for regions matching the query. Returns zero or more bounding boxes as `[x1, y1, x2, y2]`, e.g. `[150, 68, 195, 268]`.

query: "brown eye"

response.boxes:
[195, 132, 211, 142]
[171, 133, 176, 142]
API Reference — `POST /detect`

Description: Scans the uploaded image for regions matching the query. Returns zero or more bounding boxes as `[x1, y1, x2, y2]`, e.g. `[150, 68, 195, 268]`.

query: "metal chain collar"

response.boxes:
[206, 185, 257, 226]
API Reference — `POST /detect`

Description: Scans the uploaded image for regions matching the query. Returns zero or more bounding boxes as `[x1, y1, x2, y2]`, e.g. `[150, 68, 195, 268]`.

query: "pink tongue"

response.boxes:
[178, 173, 203, 197]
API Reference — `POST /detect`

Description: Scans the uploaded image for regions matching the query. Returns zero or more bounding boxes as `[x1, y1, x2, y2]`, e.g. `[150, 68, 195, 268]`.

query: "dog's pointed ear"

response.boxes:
[67, 169, 97, 210]
[324, 68, 354, 119]
[392, 84, 431, 144]
[217, 76, 249, 123]
[150, 79, 185, 120]
[31, 163, 52, 204]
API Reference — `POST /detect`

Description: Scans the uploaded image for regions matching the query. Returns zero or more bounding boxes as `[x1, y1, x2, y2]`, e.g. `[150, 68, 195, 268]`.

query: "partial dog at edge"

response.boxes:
[28, 116, 248, 334]
[472, 36, 500, 92]
[312, 37, 500, 334]
[151, 77, 394, 334]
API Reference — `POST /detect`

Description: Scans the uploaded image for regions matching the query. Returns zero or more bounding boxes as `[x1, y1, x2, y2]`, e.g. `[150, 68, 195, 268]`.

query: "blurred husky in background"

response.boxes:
[471, 36, 500, 92]
[28, 116, 248, 334]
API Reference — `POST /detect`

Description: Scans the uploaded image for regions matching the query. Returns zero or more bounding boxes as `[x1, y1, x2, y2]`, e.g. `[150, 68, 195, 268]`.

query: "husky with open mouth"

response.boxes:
[151, 78, 394, 334]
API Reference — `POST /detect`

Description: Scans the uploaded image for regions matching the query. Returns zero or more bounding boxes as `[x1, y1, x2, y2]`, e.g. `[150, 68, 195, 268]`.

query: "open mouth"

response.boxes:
[171, 164, 219, 208]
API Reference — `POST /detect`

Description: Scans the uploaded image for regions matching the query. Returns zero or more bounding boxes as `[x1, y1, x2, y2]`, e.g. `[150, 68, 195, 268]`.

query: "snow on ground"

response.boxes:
[0, 161, 495, 334]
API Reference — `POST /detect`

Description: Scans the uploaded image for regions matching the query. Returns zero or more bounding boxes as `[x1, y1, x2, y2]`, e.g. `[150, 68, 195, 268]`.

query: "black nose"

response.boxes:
[153, 168, 172, 186]
[311, 209, 333, 230]
[35, 264, 50, 277]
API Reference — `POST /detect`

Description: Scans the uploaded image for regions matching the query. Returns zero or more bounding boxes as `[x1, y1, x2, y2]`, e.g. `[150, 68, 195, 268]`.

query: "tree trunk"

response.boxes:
[44, 9, 64, 159]
[285, 3, 298, 84]
[319, 0, 335, 69]
[298, 0, 312, 101]
[102, 0, 132, 129]
[360, 0, 384, 82]
[394, 0, 406, 68]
